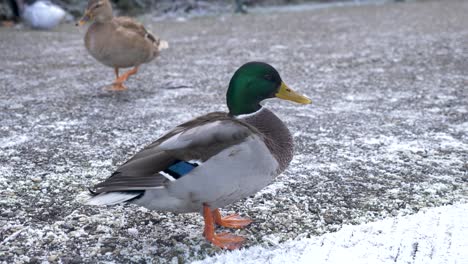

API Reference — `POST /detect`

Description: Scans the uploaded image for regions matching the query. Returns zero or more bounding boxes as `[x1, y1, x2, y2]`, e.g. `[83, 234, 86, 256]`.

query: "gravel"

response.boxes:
[0, 0, 467, 263]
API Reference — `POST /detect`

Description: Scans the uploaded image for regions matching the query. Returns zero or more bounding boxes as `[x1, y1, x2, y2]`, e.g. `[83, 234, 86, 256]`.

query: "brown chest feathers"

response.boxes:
[242, 108, 294, 173]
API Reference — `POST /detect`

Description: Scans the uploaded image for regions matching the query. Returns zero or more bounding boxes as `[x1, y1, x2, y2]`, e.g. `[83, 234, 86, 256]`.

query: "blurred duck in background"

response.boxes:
[77, 0, 168, 91]
[7, 0, 66, 29]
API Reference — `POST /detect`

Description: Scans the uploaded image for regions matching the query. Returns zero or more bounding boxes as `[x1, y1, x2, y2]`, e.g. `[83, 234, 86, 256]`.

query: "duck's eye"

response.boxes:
[94, 2, 103, 8]
[264, 74, 273, 81]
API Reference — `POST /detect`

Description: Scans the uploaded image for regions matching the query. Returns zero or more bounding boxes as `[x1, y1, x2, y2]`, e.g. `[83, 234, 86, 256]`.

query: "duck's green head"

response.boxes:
[227, 62, 311, 116]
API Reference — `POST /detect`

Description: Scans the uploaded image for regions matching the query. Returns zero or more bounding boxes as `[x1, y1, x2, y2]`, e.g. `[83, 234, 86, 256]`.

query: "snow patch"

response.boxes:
[254, 181, 286, 198]
[434, 133, 468, 151]
[0, 135, 30, 148]
[196, 204, 468, 264]
[386, 139, 425, 153]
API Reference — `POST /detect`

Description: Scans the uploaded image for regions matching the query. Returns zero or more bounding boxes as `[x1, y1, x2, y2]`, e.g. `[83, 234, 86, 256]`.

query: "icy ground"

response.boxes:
[0, 0, 467, 263]
[196, 203, 468, 264]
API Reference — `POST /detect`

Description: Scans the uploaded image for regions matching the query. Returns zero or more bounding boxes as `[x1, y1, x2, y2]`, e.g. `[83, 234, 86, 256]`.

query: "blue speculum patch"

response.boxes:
[164, 160, 199, 179]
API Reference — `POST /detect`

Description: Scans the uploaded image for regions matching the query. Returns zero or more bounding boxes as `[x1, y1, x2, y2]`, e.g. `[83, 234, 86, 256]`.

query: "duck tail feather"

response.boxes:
[158, 40, 169, 50]
[87, 191, 144, 206]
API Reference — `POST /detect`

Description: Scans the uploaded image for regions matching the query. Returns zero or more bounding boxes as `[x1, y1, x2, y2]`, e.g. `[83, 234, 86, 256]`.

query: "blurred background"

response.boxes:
[1, 0, 409, 28]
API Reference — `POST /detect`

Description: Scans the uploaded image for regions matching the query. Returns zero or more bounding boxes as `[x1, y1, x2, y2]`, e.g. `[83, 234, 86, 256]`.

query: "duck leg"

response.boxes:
[203, 205, 245, 250]
[109, 66, 139, 91]
[213, 209, 252, 229]
[107, 67, 127, 91]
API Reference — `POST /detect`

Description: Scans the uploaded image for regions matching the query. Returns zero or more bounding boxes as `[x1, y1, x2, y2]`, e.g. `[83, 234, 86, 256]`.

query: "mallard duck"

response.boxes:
[77, 0, 168, 91]
[88, 62, 311, 249]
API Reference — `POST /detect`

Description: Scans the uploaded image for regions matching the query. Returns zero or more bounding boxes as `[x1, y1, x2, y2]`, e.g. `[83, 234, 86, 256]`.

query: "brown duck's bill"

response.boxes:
[76, 12, 92, 26]
[275, 82, 312, 104]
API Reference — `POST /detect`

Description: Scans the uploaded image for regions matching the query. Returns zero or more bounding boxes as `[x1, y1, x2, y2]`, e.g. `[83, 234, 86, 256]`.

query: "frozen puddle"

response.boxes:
[196, 203, 468, 264]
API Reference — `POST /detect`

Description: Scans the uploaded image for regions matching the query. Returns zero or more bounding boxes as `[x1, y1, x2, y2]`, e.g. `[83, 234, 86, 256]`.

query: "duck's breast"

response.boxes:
[243, 108, 294, 173]
[85, 23, 115, 67]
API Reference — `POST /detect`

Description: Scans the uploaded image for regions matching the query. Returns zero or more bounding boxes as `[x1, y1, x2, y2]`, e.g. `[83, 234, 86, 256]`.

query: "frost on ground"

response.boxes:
[196, 203, 468, 264]
[0, 0, 467, 263]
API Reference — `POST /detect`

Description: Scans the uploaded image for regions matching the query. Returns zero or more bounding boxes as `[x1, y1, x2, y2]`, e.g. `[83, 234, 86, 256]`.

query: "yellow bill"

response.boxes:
[76, 11, 92, 26]
[275, 82, 311, 104]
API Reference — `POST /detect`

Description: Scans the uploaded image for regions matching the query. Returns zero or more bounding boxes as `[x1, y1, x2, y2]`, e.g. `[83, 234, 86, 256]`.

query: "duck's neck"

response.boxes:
[94, 16, 113, 24]
[236, 107, 294, 172]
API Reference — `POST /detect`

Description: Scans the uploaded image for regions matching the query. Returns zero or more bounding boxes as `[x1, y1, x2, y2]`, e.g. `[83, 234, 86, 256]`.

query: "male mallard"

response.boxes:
[88, 62, 311, 249]
[77, 0, 168, 91]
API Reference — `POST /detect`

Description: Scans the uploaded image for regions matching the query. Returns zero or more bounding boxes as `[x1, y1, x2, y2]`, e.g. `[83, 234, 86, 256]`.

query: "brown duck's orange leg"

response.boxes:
[107, 67, 127, 91]
[109, 66, 139, 91]
[116, 66, 139, 82]
[203, 205, 245, 250]
[213, 209, 252, 229]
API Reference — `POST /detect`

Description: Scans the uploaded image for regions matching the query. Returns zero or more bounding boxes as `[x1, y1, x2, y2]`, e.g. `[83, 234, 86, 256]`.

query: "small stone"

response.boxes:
[127, 228, 138, 236]
[323, 210, 335, 224]
[31, 177, 42, 182]
[1, 211, 14, 218]
[48, 255, 58, 262]
[28, 257, 41, 264]
[100, 247, 114, 254]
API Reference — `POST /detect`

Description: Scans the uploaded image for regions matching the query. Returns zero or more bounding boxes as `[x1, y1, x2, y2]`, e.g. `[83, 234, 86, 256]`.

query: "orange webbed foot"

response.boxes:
[106, 67, 136, 91]
[203, 205, 249, 250]
[105, 83, 128, 91]
[214, 210, 252, 229]
[208, 232, 245, 250]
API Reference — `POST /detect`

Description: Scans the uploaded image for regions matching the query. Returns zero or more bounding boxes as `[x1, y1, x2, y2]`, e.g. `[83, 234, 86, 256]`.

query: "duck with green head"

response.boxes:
[88, 62, 311, 249]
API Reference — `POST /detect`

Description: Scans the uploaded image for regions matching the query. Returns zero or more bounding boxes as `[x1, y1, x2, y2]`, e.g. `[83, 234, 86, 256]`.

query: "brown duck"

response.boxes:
[77, 0, 168, 91]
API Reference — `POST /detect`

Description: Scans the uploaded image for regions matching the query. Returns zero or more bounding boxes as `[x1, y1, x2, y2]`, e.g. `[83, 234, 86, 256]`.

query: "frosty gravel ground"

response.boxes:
[0, 0, 467, 263]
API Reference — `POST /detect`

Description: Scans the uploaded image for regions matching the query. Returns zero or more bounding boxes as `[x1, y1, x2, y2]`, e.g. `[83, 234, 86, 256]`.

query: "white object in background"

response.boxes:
[22, 0, 66, 30]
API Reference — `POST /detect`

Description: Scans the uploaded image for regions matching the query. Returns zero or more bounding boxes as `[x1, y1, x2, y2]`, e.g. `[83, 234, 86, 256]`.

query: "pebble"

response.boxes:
[48, 255, 58, 262]
[31, 177, 42, 182]
[127, 228, 138, 236]
[100, 247, 114, 254]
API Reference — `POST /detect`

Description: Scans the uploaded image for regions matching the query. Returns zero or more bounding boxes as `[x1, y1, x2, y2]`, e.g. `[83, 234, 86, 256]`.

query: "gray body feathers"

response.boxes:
[89, 108, 293, 212]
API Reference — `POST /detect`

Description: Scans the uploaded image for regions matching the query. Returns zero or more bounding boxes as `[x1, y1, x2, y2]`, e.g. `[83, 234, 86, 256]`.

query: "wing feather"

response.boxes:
[91, 112, 256, 194]
[114, 17, 161, 46]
